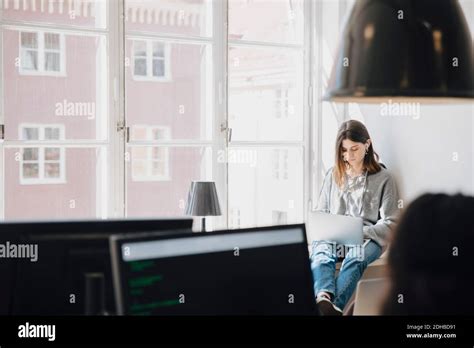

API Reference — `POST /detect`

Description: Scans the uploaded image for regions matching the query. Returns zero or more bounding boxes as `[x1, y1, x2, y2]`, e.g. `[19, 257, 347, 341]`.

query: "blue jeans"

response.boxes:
[310, 240, 382, 310]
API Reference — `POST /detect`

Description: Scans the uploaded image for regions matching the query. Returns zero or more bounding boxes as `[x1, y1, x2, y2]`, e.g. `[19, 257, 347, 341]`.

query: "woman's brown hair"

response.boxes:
[334, 120, 382, 188]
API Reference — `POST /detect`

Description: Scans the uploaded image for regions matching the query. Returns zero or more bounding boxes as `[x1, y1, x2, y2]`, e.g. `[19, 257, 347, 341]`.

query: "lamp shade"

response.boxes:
[324, 0, 474, 102]
[185, 181, 222, 217]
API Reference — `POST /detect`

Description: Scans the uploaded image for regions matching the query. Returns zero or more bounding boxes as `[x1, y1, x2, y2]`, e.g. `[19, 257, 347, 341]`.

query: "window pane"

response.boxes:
[126, 146, 213, 217]
[131, 147, 147, 160]
[134, 58, 147, 76]
[131, 127, 147, 140]
[4, 147, 108, 220]
[3, 1, 107, 29]
[152, 128, 165, 140]
[21, 32, 37, 48]
[229, 0, 304, 44]
[131, 159, 147, 178]
[228, 46, 303, 141]
[151, 160, 166, 176]
[4, 29, 108, 141]
[45, 127, 61, 140]
[44, 163, 60, 178]
[23, 148, 39, 161]
[151, 147, 164, 160]
[21, 50, 38, 70]
[126, 41, 213, 141]
[22, 128, 39, 140]
[125, 0, 212, 37]
[45, 33, 60, 50]
[45, 52, 60, 72]
[130, 146, 168, 179]
[228, 147, 303, 229]
[45, 148, 60, 161]
[133, 41, 147, 56]
[22, 163, 39, 179]
[153, 42, 165, 58]
[1, 2, 111, 221]
[152, 59, 165, 77]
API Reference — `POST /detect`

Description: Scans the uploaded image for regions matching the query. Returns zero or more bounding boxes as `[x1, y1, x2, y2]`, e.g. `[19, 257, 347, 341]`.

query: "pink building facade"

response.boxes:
[2, 0, 209, 220]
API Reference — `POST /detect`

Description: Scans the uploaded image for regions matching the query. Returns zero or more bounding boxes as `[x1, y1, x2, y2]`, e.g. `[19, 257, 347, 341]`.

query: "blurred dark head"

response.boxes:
[382, 193, 474, 315]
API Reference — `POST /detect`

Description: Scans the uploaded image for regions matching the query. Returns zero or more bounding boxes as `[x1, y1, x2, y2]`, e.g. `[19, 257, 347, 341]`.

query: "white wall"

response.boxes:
[353, 104, 474, 202]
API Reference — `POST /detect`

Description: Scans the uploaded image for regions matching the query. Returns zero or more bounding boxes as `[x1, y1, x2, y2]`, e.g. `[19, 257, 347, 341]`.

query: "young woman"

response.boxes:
[311, 120, 400, 315]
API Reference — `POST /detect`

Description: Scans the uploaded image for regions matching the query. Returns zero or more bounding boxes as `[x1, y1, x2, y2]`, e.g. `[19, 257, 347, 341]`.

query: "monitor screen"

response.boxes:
[111, 224, 317, 315]
[0, 218, 193, 315]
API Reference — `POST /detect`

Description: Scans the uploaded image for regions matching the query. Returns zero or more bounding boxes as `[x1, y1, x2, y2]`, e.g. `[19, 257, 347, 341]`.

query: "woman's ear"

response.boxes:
[366, 139, 372, 150]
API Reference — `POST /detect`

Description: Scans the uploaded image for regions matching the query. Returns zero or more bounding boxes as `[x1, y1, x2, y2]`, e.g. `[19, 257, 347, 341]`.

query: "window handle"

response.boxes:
[117, 121, 129, 142]
[220, 123, 232, 143]
[0, 124, 4, 140]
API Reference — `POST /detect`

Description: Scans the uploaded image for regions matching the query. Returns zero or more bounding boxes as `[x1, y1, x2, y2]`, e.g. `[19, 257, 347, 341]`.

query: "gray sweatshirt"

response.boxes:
[316, 166, 401, 247]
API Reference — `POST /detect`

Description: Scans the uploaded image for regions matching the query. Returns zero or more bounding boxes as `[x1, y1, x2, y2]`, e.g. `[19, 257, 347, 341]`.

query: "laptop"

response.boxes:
[306, 211, 364, 245]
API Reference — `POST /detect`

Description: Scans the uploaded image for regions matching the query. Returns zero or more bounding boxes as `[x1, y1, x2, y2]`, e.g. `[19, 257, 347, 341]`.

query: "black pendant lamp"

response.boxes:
[324, 0, 474, 102]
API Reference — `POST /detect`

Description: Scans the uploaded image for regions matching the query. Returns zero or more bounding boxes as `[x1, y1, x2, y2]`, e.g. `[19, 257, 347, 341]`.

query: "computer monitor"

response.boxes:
[0, 218, 193, 315]
[110, 224, 317, 315]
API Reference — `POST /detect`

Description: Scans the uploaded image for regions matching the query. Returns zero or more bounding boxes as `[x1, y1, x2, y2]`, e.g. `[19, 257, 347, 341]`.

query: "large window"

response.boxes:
[0, 0, 315, 229]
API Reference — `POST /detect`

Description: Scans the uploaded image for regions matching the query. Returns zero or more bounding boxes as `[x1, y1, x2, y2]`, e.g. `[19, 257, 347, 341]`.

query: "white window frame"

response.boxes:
[18, 123, 66, 185]
[131, 125, 171, 182]
[131, 39, 171, 82]
[19, 30, 66, 77]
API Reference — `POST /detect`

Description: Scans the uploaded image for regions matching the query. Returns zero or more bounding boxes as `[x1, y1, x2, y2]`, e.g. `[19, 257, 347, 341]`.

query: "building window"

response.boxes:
[19, 124, 66, 184]
[272, 149, 289, 180]
[275, 88, 290, 119]
[230, 208, 241, 229]
[19, 31, 65, 75]
[131, 126, 170, 181]
[132, 40, 170, 81]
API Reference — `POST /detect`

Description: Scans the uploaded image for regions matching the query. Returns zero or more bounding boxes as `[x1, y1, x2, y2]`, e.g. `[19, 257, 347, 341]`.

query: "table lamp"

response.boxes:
[185, 181, 222, 232]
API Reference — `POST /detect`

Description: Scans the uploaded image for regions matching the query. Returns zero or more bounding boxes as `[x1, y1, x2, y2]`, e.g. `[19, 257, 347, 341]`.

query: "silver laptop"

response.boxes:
[306, 211, 364, 245]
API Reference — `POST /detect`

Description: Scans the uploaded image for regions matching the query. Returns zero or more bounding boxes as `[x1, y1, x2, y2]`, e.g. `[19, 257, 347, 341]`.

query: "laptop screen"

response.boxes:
[110, 224, 317, 315]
